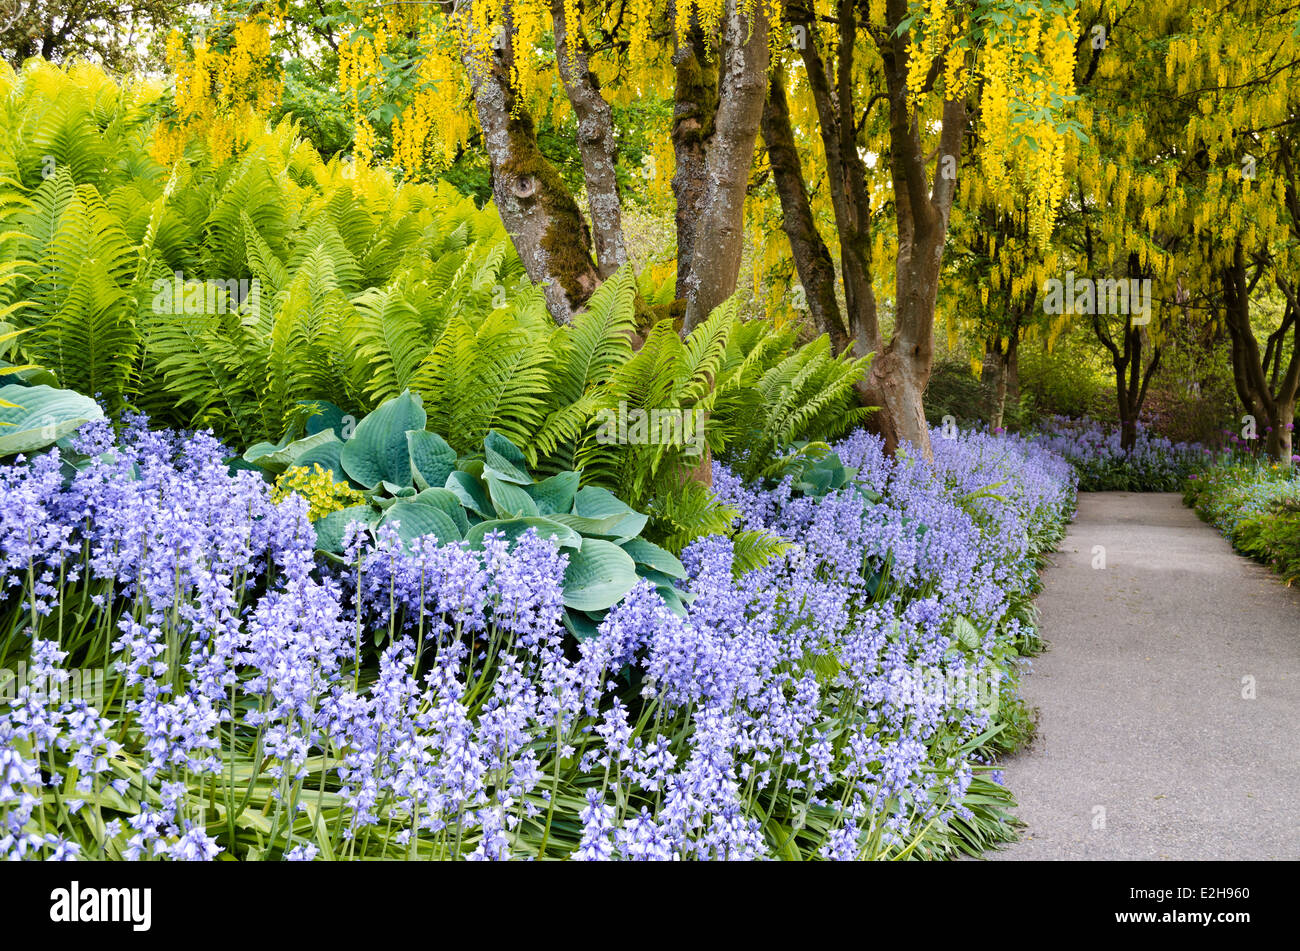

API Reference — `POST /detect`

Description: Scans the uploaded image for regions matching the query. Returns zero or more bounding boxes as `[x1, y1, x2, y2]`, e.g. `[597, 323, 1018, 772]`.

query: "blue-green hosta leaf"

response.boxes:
[639, 567, 684, 589]
[377, 481, 416, 499]
[242, 430, 297, 469]
[339, 389, 426, 488]
[527, 470, 580, 515]
[0, 384, 103, 456]
[407, 429, 457, 491]
[301, 399, 348, 438]
[292, 436, 345, 482]
[562, 538, 639, 612]
[546, 512, 630, 537]
[619, 538, 687, 579]
[487, 471, 539, 518]
[464, 516, 582, 551]
[854, 484, 882, 505]
[795, 467, 833, 497]
[245, 429, 341, 475]
[312, 505, 380, 554]
[653, 584, 689, 617]
[572, 486, 648, 541]
[562, 610, 605, 642]
[411, 487, 469, 535]
[379, 500, 464, 549]
[445, 470, 493, 520]
[483, 429, 531, 484]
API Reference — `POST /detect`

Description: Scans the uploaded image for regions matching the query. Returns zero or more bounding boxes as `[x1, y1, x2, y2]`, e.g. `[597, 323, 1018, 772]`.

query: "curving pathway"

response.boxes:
[989, 492, 1300, 860]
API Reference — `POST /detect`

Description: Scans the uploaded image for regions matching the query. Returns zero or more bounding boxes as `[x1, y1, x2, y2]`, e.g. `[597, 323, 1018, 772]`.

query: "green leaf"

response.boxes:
[653, 584, 689, 617]
[487, 470, 539, 517]
[954, 616, 983, 651]
[445, 470, 493, 519]
[339, 390, 426, 488]
[301, 399, 348, 438]
[562, 538, 639, 612]
[0, 363, 58, 388]
[483, 429, 531, 484]
[572, 486, 649, 540]
[619, 537, 687, 579]
[407, 429, 457, 491]
[410, 487, 470, 535]
[527, 470, 580, 515]
[561, 609, 605, 641]
[292, 436, 345, 482]
[546, 512, 631, 537]
[464, 516, 582, 551]
[312, 505, 379, 553]
[244, 429, 340, 475]
[379, 499, 464, 549]
[0, 384, 103, 456]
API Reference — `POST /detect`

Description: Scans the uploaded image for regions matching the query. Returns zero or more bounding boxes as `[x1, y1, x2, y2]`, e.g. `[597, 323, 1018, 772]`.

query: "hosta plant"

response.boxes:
[248, 390, 690, 636]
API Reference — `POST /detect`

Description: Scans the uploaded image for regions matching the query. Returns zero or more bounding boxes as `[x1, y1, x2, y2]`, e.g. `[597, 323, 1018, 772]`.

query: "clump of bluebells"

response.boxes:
[1028, 415, 1208, 491]
[0, 417, 1075, 861]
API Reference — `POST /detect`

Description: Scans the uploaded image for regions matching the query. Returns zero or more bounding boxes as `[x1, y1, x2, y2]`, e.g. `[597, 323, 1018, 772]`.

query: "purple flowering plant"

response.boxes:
[0, 415, 1075, 860]
[1028, 416, 1207, 491]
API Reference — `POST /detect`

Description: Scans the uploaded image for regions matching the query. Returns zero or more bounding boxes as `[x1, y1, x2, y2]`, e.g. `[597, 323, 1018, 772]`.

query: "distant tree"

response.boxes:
[0, 0, 181, 69]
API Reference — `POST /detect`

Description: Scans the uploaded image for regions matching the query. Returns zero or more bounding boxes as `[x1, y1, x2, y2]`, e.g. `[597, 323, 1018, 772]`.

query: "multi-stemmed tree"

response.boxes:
[165, 0, 1083, 458]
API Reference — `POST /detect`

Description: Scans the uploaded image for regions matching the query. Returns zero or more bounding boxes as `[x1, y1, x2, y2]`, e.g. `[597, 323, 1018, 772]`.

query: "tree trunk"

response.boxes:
[760, 64, 847, 351]
[983, 340, 1010, 430]
[680, 1, 770, 331]
[1119, 415, 1138, 452]
[463, 5, 602, 322]
[792, 0, 877, 359]
[865, 2, 967, 460]
[1103, 320, 1160, 453]
[550, 0, 629, 278]
[1007, 339, 1021, 413]
[1088, 254, 1161, 453]
[1266, 406, 1295, 462]
[1224, 252, 1300, 466]
[770, 0, 964, 459]
[671, 18, 718, 303]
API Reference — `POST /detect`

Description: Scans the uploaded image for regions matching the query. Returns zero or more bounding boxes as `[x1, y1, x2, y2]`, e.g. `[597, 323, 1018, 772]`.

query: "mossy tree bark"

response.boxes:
[468, 0, 765, 332]
[671, 14, 718, 302]
[550, 0, 628, 279]
[871, 0, 966, 462]
[788, 0, 876, 360]
[463, 3, 602, 323]
[680, 0, 771, 332]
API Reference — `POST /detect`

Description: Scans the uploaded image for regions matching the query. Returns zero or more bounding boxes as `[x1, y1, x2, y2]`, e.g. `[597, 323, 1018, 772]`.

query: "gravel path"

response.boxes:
[988, 491, 1300, 860]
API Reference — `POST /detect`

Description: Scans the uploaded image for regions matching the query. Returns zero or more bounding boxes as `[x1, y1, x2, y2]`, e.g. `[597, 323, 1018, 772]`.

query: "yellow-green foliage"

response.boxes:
[0, 59, 526, 442]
